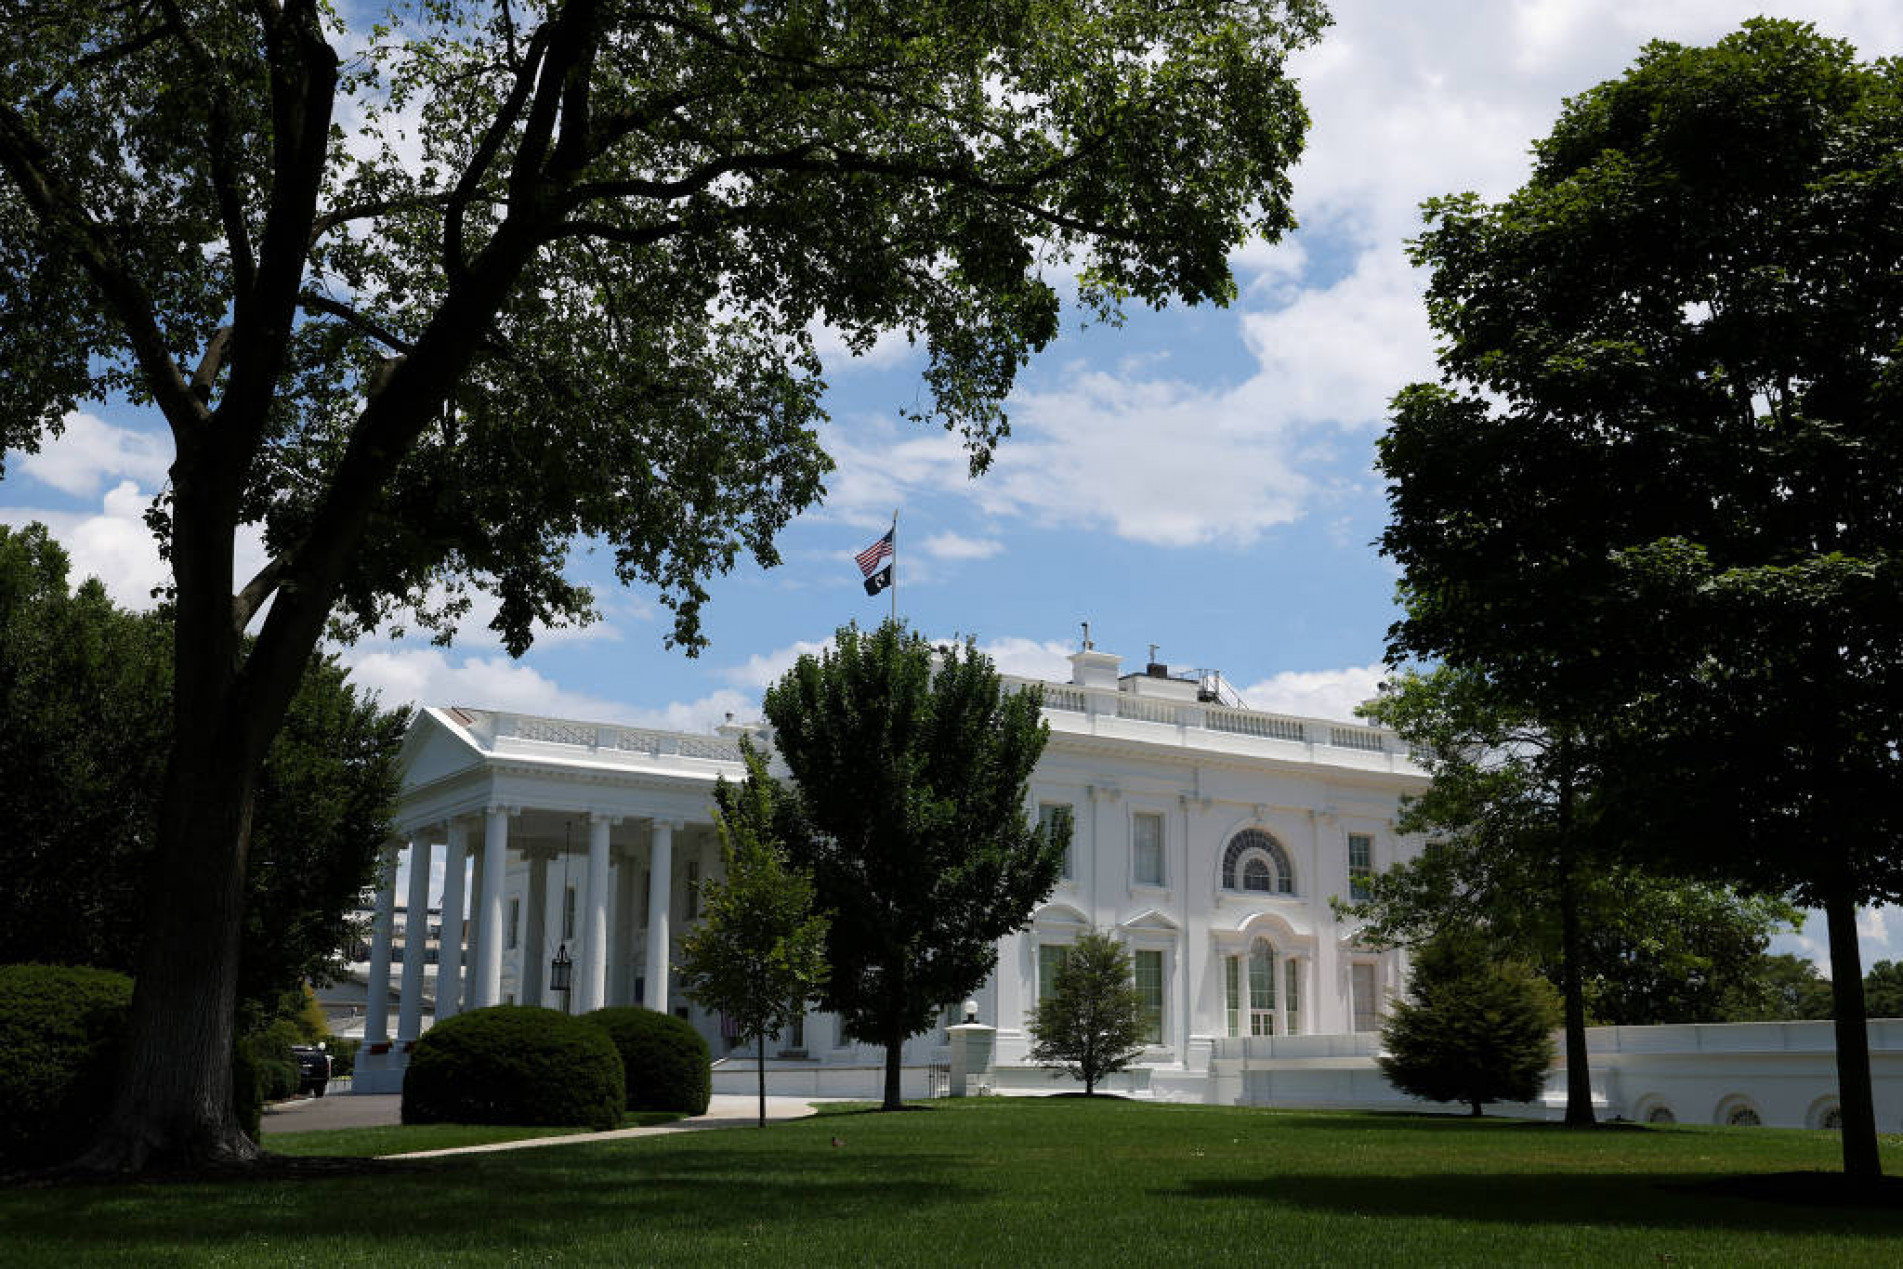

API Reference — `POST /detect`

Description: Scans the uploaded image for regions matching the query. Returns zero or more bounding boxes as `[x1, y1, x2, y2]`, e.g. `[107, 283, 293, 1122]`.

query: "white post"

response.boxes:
[612, 849, 638, 1005]
[436, 821, 467, 1021]
[577, 815, 612, 1013]
[475, 806, 510, 1007]
[363, 844, 399, 1047]
[397, 835, 433, 1044]
[645, 819, 675, 1013]
[523, 850, 549, 1006]
[464, 838, 487, 1012]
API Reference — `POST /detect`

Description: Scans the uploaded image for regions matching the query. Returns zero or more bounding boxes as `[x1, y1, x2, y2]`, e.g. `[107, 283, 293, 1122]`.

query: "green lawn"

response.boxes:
[262, 1111, 688, 1158]
[5, 1100, 1901, 1265]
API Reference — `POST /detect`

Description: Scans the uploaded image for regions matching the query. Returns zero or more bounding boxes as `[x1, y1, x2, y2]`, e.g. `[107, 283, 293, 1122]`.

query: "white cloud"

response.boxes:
[1, 482, 171, 607]
[921, 532, 1003, 561]
[1236, 662, 1387, 723]
[9, 411, 170, 497]
[967, 636, 1075, 682]
[721, 638, 834, 689]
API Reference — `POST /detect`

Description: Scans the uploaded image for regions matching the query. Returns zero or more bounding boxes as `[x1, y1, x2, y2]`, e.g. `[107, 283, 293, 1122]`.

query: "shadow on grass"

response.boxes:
[1255, 1110, 1650, 1134]
[0, 1135, 977, 1258]
[1169, 1170, 1903, 1231]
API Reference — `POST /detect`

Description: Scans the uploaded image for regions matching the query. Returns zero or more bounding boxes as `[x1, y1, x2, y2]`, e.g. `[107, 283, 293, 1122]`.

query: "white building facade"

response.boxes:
[357, 642, 1903, 1129]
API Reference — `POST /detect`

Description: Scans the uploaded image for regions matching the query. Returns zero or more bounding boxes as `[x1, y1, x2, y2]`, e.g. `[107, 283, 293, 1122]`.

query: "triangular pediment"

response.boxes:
[398, 708, 487, 792]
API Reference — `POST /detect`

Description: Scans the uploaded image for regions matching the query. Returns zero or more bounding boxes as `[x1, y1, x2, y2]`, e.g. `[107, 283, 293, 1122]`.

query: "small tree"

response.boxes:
[1026, 931, 1147, 1096]
[677, 742, 830, 1127]
[1378, 932, 1559, 1118]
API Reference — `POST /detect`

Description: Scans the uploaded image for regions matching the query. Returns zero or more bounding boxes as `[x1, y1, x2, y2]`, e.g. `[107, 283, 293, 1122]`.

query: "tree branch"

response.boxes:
[298, 292, 416, 354]
[191, 326, 235, 402]
[444, 22, 552, 283]
[232, 555, 285, 632]
[310, 192, 452, 245]
[156, 0, 257, 299]
[0, 104, 209, 439]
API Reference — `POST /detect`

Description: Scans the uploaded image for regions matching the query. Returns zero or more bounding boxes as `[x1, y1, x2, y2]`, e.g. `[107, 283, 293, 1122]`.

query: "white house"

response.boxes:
[355, 640, 1903, 1130]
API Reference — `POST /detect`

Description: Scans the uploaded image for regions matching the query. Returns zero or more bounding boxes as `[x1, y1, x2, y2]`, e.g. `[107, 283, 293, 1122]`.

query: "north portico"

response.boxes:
[353, 708, 751, 1093]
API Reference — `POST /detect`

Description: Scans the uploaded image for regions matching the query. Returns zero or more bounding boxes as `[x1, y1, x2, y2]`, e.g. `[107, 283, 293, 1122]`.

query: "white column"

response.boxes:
[578, 814, 612, 1013]
[363, 844, 399, 1047]
[436, 821, 468, 1021]
[1311, 810, 1344, 1033]
[523, 850, 549, 1007]
[464, 838, 487, 1012]
[644, 819, 675, 1013]
[474, 806, 510, 1007]
[612, 849, 638, 1005]
[397, 835, 433, 1044]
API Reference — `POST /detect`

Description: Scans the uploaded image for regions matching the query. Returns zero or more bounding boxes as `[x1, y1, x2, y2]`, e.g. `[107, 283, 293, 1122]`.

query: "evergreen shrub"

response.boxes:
[402, 1006, 625, 1130]
[0, 964, 133, 1165]
[584, 1007, 711, 1114]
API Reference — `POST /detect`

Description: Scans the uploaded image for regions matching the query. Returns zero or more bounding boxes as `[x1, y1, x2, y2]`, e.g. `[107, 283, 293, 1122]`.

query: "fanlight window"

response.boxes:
[1222, 830, 1294, 895]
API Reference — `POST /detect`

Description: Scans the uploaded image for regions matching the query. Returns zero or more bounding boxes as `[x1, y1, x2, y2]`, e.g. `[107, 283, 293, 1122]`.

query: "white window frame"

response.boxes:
[1132, 810, 1166, 888]
[1348, 832, 1374, 902]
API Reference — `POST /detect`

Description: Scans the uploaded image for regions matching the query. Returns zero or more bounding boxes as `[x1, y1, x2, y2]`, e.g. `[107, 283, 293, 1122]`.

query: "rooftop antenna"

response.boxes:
[1149, 643, 1160, 664]
[1081, 621, 1093, 651]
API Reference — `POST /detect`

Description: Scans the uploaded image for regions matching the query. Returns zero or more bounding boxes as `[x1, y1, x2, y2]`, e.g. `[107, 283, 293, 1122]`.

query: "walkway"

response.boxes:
[261, 1092, 836, 1158]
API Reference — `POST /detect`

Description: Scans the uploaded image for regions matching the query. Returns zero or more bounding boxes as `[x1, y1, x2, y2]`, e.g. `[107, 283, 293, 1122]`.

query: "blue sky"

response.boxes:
[5, 0, 1899, 971]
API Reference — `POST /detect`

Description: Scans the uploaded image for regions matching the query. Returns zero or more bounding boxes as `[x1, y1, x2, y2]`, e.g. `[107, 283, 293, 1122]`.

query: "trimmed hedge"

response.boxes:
[0, 963, 133, 1165]
[402, 1006, 625, 1131]
[584, 1007, 711, 1115]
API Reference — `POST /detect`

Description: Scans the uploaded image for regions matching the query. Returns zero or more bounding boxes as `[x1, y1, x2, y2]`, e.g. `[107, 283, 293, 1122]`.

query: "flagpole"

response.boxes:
[889, 509, 899, 625]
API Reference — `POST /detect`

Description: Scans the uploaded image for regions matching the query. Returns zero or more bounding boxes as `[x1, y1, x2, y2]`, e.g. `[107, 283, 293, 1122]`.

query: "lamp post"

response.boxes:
[550, 942, 574, 1014]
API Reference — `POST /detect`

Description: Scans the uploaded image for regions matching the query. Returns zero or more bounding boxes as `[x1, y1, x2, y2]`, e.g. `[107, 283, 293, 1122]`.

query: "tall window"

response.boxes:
[562, 884, 576, 940]
[1352, 963, 1379, 1032]
[1348, 833, 1373, 902]
[685, 860, 700, 919]
[1133, 812, 1165, 886]
[1285, 957, 1301, 1035]
[507, 897, 520, 950]
[1038, 943, 1070, 1004]
[1248, 942, 1276, 1036]
[641, 869, 651, 925]
[1133, 949, 1164, 1044]
[1224, 956, 1241, 1038]
[1039, 803, 1075, 879]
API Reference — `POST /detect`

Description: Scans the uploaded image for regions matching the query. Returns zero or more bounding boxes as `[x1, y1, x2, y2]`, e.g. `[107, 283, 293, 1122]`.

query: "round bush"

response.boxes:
[0, 963, 133, 1165]
[402, 1006, 625, 1130]
[584, 1007, 711, 1115]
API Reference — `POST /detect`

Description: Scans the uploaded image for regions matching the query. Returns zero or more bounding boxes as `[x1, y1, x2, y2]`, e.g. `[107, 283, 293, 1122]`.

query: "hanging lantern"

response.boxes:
[550, 942, 574, 997]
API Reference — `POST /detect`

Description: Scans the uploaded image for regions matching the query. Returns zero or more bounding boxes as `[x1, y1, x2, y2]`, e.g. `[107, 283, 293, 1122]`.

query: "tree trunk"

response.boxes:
[756, 1033, 767, 1128]
[1555, 744, 1596, 1128]
[1470, 1099, 1483, 1117]
[75, 700, 262, 1171]
[1823, 880, 1881, 1179]
[882, 1037, 904, 1111]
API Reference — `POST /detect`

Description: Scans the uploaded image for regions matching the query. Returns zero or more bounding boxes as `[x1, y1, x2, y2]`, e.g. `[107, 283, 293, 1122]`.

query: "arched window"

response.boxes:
[1222, 830, 1294, 895]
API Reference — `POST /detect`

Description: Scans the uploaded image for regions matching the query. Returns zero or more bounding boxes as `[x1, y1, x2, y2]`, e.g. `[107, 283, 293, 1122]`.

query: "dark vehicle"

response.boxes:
[292, 1045, 331, 1097]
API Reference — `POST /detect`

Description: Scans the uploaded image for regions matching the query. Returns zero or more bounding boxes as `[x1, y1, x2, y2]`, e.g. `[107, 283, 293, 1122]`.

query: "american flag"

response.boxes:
[855, 529, 895, 578]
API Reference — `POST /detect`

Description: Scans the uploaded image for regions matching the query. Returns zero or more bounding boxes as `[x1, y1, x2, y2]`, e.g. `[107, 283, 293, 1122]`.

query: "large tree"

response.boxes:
[1348, 667, 1799, 1122]
[0, 0, 1328, 1168]
[0, 523, 407, 1023]
[677, 741, 830, 1128]
[762, 621, 1066, 1110]
[1378, 20, 1903, 1178]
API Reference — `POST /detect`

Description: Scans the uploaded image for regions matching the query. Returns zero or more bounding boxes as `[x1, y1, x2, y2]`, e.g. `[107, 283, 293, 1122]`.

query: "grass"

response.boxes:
[262, 1111, 688, 1158]
[5, 1100, 1902, 1265]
